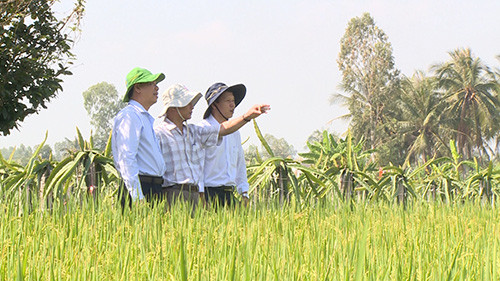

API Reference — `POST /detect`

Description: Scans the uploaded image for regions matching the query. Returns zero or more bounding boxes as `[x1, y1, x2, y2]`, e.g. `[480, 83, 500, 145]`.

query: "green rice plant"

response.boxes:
[1, 197, 499, 280]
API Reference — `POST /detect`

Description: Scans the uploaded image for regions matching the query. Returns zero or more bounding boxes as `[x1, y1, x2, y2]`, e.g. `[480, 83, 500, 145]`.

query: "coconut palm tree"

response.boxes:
[433, 48, 500, 160]
[492, 55, 500, 158]
[396, 71, 450, 165]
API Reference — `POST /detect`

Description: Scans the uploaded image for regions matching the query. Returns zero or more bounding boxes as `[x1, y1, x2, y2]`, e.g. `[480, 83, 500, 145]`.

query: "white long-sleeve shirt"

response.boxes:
[199, 115, 249, 195]
[111, 100, 166, 201]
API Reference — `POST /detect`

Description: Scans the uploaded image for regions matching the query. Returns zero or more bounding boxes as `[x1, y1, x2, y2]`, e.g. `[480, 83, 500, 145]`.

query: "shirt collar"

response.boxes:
[206, 114, 220, 125]
[129, 100, 148, 113]
[163, 118, 179, 131]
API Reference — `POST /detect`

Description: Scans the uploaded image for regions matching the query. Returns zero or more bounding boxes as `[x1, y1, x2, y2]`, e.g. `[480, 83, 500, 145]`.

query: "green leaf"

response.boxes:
[253, 120, 274, 158]
[76, 127, 85, 151]
[25, 131, 48, 176]
[104, 130, 113, 157]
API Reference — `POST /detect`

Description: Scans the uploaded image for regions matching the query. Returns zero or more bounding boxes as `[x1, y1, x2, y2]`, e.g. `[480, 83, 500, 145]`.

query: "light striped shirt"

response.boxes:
[111, 100, 166, 201]
[154, 118, 220, 191]
[199, 115, 249, 195]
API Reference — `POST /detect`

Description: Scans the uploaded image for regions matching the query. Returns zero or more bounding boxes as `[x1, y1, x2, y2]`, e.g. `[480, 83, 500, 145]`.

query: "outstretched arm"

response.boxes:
[219, 104, 270, 136]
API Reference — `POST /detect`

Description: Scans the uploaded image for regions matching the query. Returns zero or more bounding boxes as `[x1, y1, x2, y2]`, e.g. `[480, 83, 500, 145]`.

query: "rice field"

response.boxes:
[1, 197, 499, 280]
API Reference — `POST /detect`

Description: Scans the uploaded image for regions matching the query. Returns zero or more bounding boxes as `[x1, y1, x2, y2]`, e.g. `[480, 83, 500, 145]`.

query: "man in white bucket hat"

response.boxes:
[153, 83, 270, 207]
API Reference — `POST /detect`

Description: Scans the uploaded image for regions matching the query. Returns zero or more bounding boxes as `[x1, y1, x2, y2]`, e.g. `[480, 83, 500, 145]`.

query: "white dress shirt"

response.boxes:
[154, 118, 220, 191]
[111, 100, 166, 201]
[199, 115, 249, 195]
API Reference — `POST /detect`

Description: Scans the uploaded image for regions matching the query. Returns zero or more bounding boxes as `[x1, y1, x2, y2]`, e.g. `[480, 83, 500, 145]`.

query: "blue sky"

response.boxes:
[2, 0, 499, 152]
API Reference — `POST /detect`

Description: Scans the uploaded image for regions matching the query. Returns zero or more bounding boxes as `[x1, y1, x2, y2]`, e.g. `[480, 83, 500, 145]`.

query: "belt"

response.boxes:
[166, 184, 199, 192]
[139, 175, 164, 185]
[206, 185, 233, 192]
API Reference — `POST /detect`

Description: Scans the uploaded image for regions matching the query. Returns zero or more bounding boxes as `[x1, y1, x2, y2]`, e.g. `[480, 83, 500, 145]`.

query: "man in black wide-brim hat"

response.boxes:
[200, 82, 267, 207]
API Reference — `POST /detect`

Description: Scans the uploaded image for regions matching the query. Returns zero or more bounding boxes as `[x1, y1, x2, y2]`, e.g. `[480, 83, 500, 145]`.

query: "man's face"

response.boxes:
[135, 81, 159, 107]
[213, 91, 235, 119]
[177, 100, 195, 120]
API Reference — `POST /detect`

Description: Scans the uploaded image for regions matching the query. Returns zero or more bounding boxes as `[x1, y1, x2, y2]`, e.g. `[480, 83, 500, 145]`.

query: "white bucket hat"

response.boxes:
[159, 84, 202, 117]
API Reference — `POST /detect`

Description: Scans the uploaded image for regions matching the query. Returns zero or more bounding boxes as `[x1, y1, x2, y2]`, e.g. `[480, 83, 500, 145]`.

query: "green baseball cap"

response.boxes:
[123, 67, 166, 102]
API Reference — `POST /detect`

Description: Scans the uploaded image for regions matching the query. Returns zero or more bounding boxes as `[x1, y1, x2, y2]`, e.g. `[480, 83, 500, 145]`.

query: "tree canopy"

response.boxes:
[244, 133, 297, 164]
[0, 0, 85, 135]
[82, 82, 125, 150]
[335, 13, 401, 163]
[333, 14, 499, 165]
[433, 48, 500, 160]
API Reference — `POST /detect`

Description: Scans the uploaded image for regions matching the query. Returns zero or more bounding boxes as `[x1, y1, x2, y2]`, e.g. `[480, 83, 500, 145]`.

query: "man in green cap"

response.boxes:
[112, 67, 166, 208]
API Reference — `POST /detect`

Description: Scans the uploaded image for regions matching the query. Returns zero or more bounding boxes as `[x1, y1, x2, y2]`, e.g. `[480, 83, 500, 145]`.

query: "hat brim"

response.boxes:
[159, 92, 202, 117]
[123, 73, 166, 102]
[203, 84, 246, 119]
[227, 84, 246, 107]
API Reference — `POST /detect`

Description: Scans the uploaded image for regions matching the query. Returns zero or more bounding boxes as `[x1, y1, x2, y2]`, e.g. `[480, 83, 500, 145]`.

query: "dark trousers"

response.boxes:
[206, 186, 235, 207]
[119, 177, 164, 210]
[164, 184, 200, 216]
[164, 184, 199, 207]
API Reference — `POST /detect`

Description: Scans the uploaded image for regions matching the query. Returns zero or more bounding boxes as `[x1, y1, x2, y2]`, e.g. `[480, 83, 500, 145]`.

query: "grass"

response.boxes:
[0, 196, 499, 280]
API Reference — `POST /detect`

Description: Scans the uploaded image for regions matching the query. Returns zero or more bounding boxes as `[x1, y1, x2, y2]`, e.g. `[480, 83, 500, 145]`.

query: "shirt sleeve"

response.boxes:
[196, 122, 221, 148]
[112, 111, 145, 201]
[198, 167, 205, 193]
[235, 134, 249, 195]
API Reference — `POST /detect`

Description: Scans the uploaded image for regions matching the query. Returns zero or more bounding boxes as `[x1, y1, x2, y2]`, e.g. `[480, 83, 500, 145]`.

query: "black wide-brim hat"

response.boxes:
[203, 82, 246, 119]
